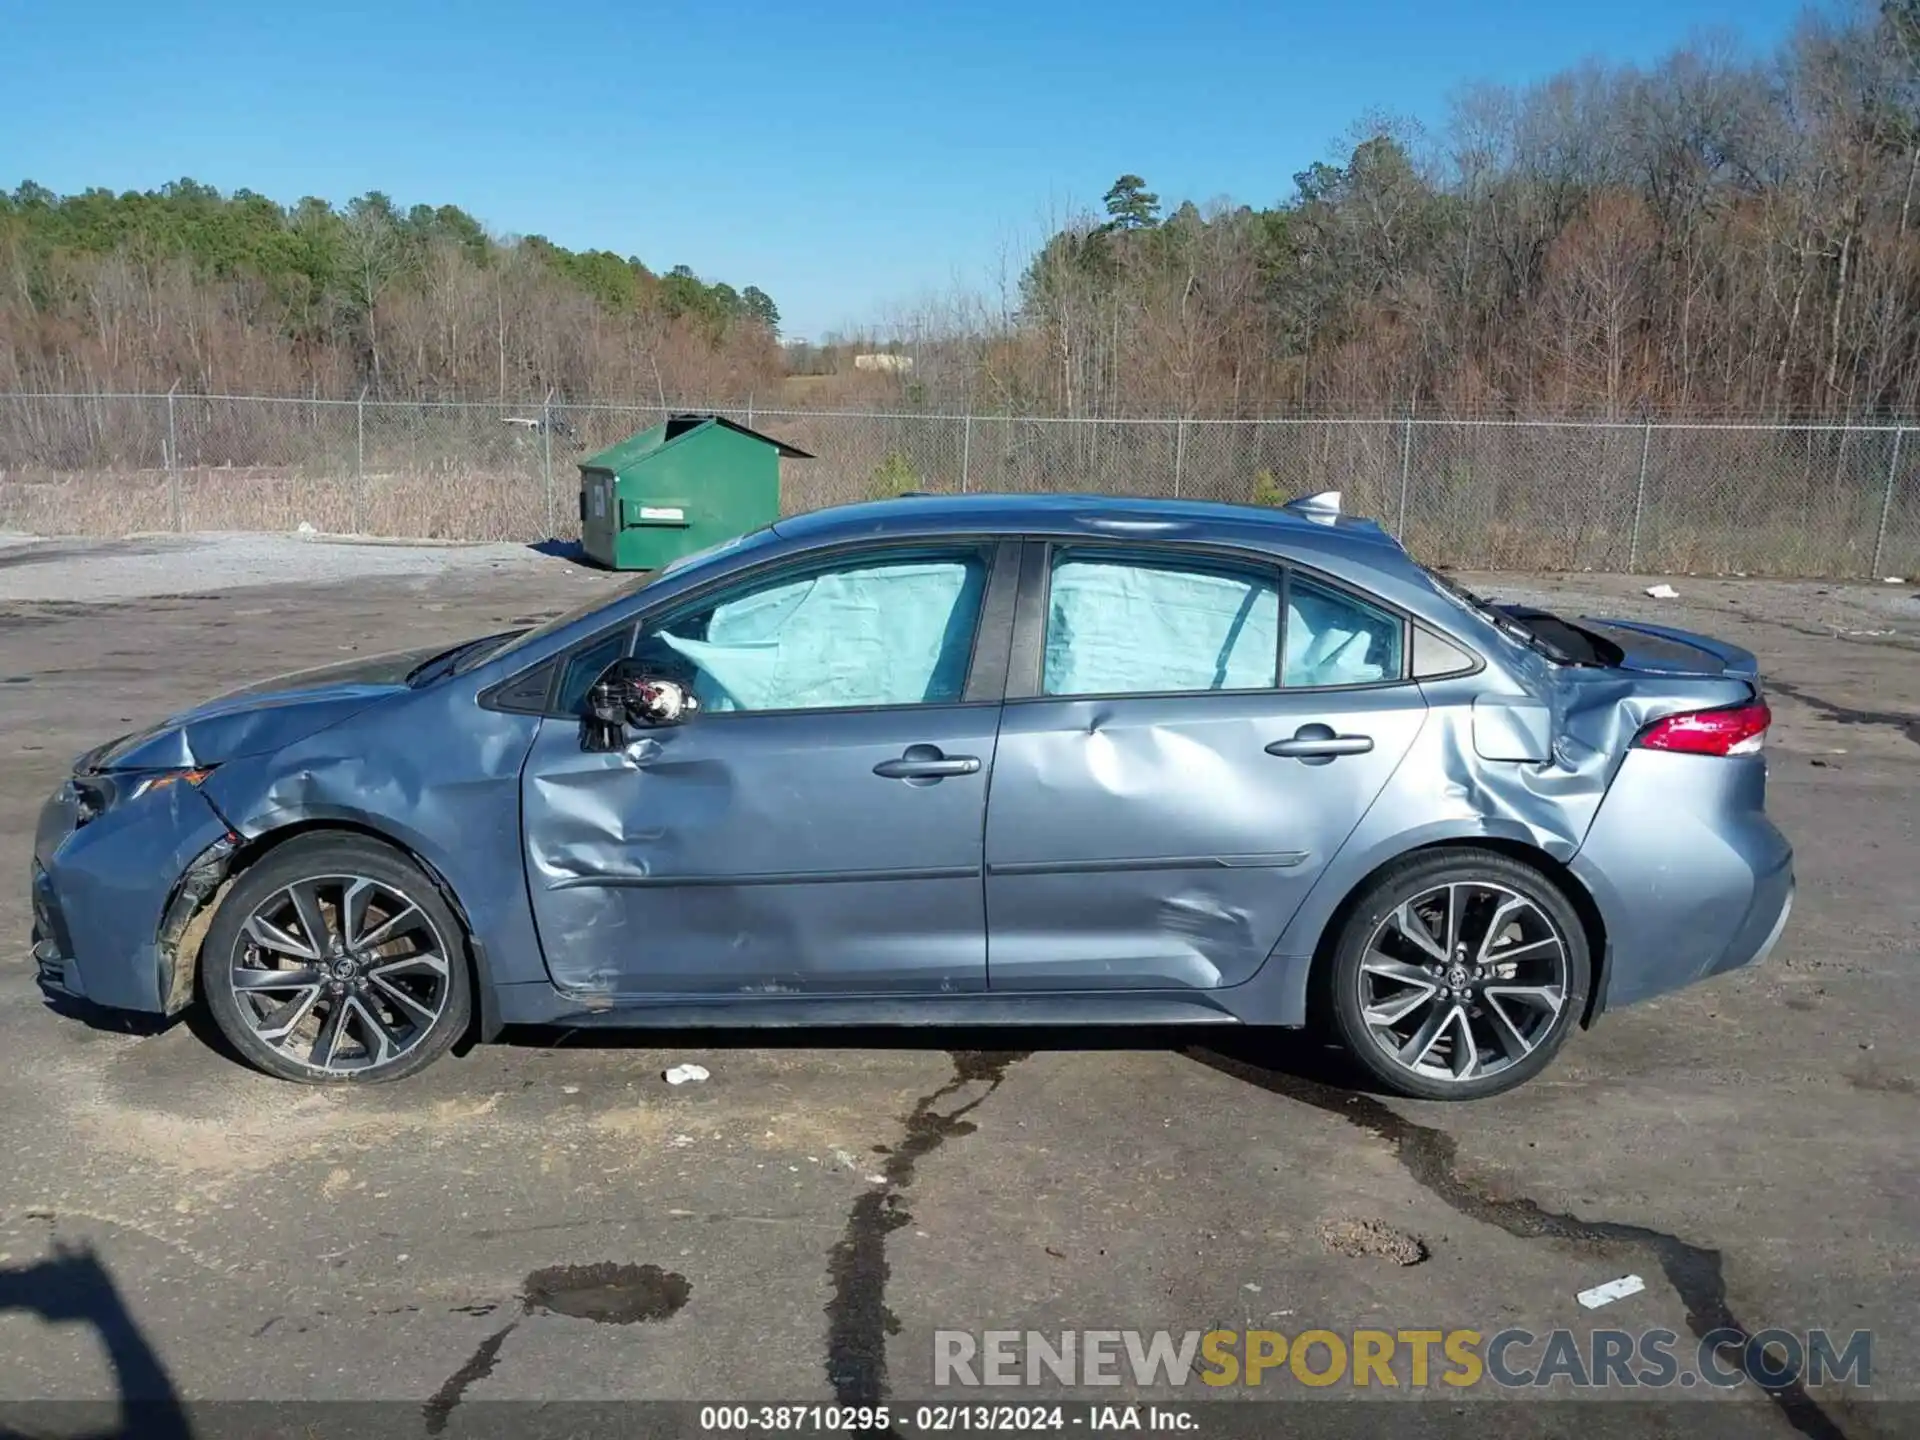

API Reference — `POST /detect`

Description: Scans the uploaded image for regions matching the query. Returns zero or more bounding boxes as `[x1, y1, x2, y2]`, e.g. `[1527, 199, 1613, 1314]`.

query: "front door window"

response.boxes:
[642, 551, 990, 713]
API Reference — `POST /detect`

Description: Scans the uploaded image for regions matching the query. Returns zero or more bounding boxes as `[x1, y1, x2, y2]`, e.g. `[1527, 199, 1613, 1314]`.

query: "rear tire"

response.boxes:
[1325, 848, 1589, 1101]
[202, 835, 471, 1084]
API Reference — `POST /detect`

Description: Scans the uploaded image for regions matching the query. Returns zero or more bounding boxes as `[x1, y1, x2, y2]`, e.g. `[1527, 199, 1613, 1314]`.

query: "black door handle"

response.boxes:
[874, 744, 981, 782]
[1266, 725, 1374, 762]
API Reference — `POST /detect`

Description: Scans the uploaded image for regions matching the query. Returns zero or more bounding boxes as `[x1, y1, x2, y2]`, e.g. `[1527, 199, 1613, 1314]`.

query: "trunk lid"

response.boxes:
[1574, 617, 1758, 680]
[1494, 606, 1759, 682]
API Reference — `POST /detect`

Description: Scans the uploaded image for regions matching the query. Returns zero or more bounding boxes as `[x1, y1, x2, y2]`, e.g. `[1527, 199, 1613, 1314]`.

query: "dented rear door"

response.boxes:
[984, 689, 1425, 990]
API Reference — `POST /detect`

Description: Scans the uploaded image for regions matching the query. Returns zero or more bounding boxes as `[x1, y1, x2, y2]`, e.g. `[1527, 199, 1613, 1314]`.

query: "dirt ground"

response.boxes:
[0, 544, 1915, 1437]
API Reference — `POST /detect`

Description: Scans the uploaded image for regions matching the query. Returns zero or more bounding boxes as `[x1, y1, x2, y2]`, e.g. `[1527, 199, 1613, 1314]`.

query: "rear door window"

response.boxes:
[1283, 575, 1405, 687]
[1042, 550, 1281, 696]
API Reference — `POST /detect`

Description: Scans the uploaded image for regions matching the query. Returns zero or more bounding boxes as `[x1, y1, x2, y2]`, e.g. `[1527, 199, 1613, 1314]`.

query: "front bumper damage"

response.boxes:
[153, 833, 239, 1013]
[33, 776, 238, 1015]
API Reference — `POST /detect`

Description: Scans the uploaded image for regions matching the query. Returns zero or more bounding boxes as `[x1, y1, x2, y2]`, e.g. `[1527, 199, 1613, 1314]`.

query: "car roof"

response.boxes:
[771, 491, 1406, 559]
[472, 489, 1517, 695]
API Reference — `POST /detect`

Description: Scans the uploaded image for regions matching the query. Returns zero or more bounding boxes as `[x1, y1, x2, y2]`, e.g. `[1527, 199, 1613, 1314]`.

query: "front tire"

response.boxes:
[202, 835, 472, 1084]
[1325, 849, 1590, 1101]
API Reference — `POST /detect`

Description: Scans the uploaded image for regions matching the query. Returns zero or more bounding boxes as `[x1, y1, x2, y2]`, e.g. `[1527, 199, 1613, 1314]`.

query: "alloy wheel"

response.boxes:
[227, 874, 451, 1076]
[1356, 881, 1569, 1086]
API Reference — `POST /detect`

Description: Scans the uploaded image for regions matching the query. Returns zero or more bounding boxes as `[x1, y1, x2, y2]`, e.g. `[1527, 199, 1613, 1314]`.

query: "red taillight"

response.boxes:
[1633, 699, 1771, 756]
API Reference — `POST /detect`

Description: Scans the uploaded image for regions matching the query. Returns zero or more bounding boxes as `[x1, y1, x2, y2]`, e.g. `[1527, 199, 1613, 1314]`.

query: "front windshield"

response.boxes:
[454, 525, 780, 674]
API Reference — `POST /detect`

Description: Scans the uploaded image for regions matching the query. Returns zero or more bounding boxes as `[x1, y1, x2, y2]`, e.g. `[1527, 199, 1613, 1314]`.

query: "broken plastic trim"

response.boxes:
[155, 832, 239, 1015]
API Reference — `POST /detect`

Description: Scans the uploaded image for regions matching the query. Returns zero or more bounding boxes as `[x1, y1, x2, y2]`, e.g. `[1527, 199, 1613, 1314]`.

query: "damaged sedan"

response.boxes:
[31, 493, 1794, 1097]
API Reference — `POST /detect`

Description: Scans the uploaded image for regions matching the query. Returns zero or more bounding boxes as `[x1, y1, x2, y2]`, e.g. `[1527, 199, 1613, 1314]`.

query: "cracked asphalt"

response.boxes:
[0, 549, 1916, 1437]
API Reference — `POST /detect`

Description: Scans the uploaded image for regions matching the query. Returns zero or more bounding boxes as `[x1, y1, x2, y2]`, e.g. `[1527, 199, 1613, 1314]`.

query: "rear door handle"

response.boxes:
[874, 744, 981, 782]
[1266, 727, 1374, 761]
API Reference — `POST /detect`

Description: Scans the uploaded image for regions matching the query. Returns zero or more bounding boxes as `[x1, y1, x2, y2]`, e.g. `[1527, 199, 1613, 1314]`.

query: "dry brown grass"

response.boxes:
[4, 457, 1914, 579]
[2, 466, 559, 542]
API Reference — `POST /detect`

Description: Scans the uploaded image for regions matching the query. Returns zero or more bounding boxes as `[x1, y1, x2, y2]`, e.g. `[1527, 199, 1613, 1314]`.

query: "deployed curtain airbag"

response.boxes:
[1043, 559, 1280, 695]
[659, 560, 983, 711]
[1041, 558, 1394, 695]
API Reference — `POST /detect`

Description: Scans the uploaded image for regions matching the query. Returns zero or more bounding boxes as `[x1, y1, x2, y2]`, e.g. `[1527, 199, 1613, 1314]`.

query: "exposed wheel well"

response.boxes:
[200, 820, 496, 1047]
[1308, 837, 1609, 1029]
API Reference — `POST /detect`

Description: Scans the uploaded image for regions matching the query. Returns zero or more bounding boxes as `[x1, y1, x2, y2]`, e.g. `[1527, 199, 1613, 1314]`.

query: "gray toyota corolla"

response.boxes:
[32, 492, 1793, 1098]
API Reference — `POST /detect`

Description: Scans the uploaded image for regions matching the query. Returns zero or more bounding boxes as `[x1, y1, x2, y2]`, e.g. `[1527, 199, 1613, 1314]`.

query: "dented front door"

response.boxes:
[519, 707, 997, 997]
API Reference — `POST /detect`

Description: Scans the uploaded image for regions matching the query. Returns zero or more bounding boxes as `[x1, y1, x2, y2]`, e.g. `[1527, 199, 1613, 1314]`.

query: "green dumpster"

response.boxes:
[577, 413, 812, 571]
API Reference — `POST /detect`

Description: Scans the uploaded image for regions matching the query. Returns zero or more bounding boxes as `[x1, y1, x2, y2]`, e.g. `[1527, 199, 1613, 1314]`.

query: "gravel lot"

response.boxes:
[0, 538, 1915, 1437]
[0, 531, 594, 604]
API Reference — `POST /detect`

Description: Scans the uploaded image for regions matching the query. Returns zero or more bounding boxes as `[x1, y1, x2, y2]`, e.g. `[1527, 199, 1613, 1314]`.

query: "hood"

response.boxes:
[86, 642, 452, 772]
[217, 643, 455, 698]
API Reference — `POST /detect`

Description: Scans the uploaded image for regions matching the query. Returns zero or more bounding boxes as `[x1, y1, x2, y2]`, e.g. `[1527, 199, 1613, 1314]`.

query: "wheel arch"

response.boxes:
[1304, 836, 1611, 1030]
[196, 817, 503, 1046]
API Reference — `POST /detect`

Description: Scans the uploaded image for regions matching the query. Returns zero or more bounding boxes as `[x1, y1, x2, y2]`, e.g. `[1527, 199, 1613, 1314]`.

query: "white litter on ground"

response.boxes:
[1577, 1275, 1646, 1309]
[663, 1064, 710, 1086]
[1885, 576, 1906, 584]
[1644, 583, 1680, 599]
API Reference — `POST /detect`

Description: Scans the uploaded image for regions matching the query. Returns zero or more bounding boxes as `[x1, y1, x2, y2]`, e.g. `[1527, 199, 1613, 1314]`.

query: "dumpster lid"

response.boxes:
[579, 413, 814, 473]
[666, 412, 813, 459]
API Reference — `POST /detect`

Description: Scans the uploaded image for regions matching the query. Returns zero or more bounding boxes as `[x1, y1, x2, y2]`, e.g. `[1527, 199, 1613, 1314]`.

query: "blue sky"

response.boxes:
[6, 0, 1809, 340]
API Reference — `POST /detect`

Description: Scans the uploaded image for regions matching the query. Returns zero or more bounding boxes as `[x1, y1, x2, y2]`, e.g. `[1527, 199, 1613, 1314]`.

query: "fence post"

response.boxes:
[355, 387, 368, 534]
[542, 387, 556, 540]
[1871, 426, 1906, 580]
[1629, 418, 1654, 572]
[746, 393, 755, 429]
[1173, 417, 1187, 498]
[960, 414, 973, 493]
[1395, 411, 1414, 539]
[166, 383, 181, 533]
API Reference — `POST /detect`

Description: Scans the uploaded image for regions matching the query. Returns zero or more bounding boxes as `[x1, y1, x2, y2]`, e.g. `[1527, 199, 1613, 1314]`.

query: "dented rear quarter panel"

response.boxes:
[1254, 628, 1766, 1026]
[1571, 749, 1793, 1009]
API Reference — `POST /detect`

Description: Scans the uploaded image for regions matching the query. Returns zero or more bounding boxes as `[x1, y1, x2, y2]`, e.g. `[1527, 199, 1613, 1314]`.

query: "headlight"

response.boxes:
[69, 777, 109, 827]
[123, 768, 214, 800]
[70, 768, 213, 827]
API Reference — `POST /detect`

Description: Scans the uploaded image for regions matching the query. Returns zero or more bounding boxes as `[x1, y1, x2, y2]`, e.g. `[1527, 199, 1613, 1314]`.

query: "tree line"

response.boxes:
[0, 181, 783, 401]
[893, 0, 1920, 420]
[7, 1, 1920, 421]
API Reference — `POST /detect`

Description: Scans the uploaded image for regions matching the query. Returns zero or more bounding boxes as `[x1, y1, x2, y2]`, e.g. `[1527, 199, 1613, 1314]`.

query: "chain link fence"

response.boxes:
[1, 393, 1915, 578]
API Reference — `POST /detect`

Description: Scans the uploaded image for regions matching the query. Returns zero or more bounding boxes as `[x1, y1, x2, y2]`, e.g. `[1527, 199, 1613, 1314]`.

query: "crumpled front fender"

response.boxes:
[195, 685, 550, 1006]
